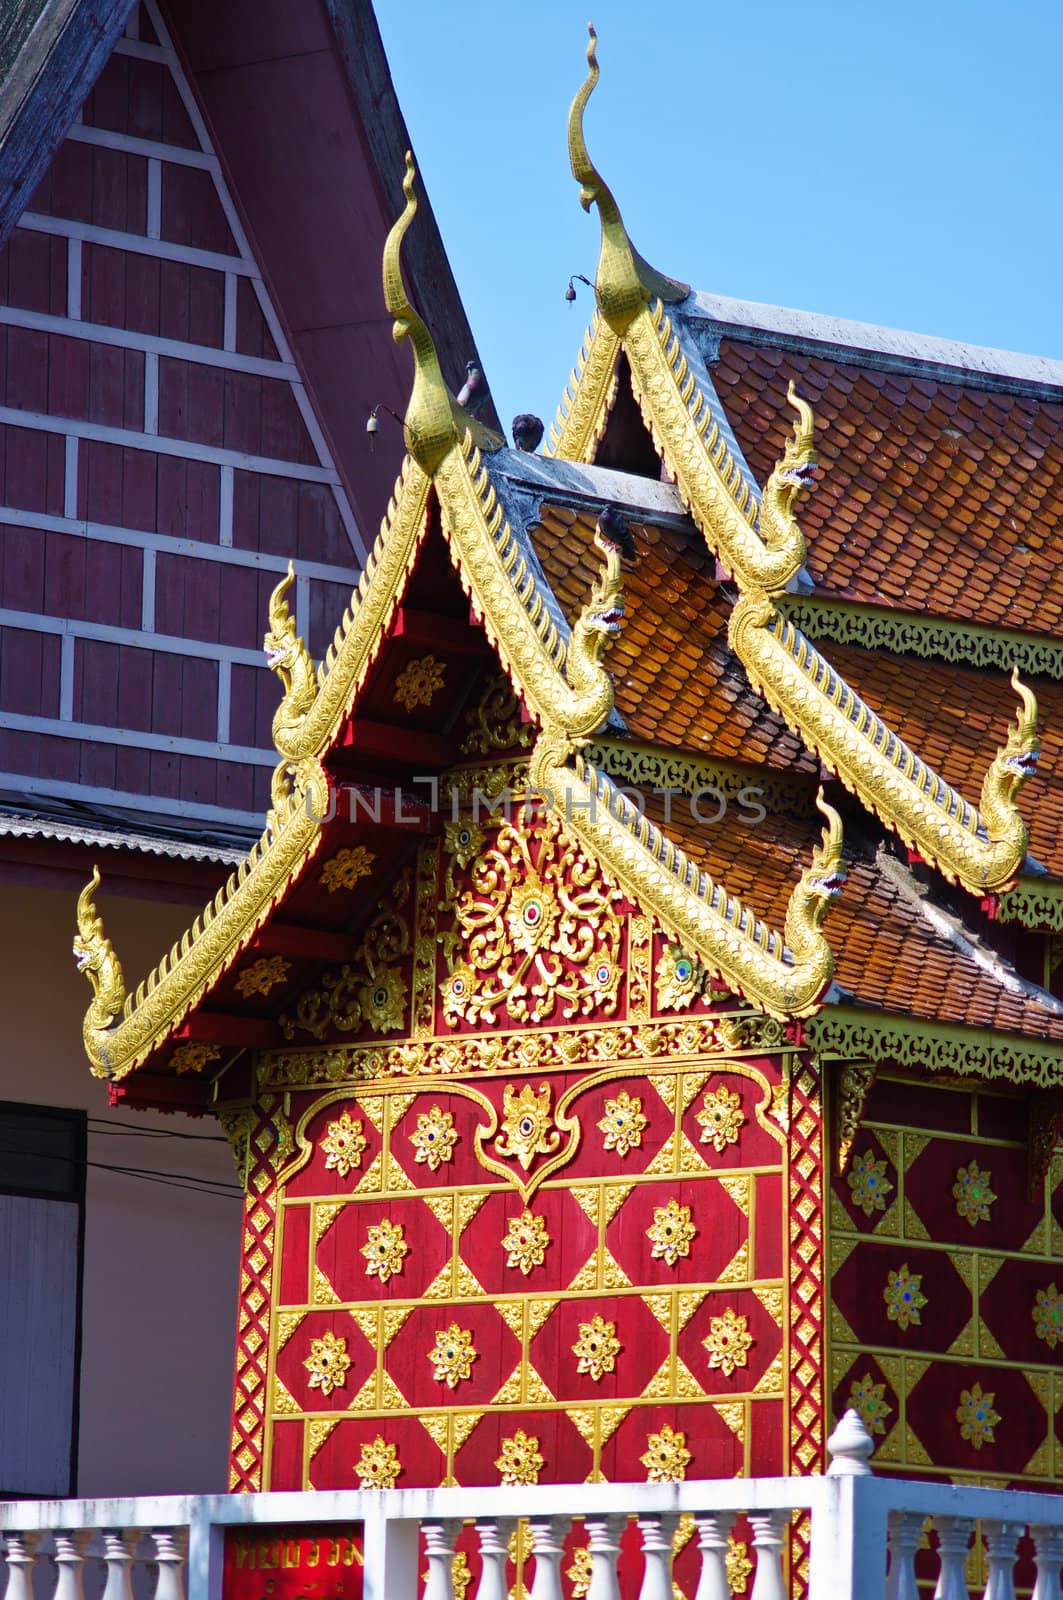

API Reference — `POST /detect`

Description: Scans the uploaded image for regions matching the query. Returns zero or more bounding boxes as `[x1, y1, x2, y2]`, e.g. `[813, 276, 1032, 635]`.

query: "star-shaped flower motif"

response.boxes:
[502, 1208, 550, 1275]
[640, 1425, 691, 1483]
[303, 1330, 350, 1397]
[647, 1198, 697, 1267]
[701, 1307, 753, 1376]
[428, 1323, 477, 1389]
[597, 1090, 647, 1158]
[572, 1314, 621, 1381]
[320, 1110, 367, 1178]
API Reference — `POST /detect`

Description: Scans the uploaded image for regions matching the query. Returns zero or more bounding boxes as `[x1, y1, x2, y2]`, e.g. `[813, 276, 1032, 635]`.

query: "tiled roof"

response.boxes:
[824, 644, 1063, 878]
[530, 503, 817, 771]
[636, 789, 1063, 1043]
[711, 338, 1063, 635]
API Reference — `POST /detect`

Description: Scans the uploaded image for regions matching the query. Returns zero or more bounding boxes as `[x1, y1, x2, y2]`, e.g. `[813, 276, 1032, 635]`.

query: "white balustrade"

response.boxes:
[1, 1417, 1063, 1600]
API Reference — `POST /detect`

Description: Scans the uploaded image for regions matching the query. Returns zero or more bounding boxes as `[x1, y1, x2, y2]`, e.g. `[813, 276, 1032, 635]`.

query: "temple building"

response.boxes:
[70, 25, 1063, 1590]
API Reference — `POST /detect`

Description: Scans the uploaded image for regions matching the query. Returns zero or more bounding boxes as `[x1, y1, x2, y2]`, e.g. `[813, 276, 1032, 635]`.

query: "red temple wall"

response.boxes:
[829, 1070, 1062, 1486]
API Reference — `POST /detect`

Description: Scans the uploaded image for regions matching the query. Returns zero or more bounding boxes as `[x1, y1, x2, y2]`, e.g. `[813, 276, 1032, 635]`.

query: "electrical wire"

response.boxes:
[87, 1118, 229, 1142]
[0, 1142, 244, 1199]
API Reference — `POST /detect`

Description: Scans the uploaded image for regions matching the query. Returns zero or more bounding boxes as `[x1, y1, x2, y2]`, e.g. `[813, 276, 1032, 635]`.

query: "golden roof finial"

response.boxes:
[383, 152, 502, 474]
[568, 24, 687, 331]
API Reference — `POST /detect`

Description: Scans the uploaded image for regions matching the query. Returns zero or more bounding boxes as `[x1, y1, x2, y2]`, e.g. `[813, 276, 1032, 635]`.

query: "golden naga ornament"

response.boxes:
[495, 1083, 561, 1171]
[441, 808, 624, 1026]
[264, 562, 319, 806]
[74, 866, 126, 1059]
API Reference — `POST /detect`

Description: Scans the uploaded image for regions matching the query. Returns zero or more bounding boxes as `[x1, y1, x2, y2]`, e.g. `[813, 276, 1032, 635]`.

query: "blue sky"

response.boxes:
[375, 2, 1063, 434]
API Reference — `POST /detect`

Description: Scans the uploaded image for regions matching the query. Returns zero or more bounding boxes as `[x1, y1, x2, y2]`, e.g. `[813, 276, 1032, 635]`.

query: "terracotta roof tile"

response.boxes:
[531, 505, 818, 774]
[712, 338, 1063, 633]
[634, 790, 1063, 1042]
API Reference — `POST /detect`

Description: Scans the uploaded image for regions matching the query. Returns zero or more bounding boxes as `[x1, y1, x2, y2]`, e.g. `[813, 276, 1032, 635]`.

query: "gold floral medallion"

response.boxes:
[647, 1198, 697, 1267]
[170, 1041, 220, 1075]
[361, 1219, 408, 1284]
[847, 1150, 892, 1217]
[235, 955, 290, 998]
[411, 1105, 457, 1171]
[303, 1330, 351, 1397]
[701, 1307, 753, 1376]
[320, 1110, 367, 1177]
[503, 1209, 550, 1275]
[1033, 1282, 1063, 1350]
[495, 1082, 560, 1171]
[655, 943, 706, 1011]
[726, 1539, 753, 1595]
[957, 1383, 999, 1449]
[394, 654, 446, 711]
[597, 1090, 647, 1157]
[883, 1263, 926, 1331]
[849, 1373, 892, 1436]
[695, 1083, 745, 1152]
[641, 1425, 691, 1483]
[441, 809, 624, 1026]
[567, 1547, 592, 1599]
[572, 1314, 621, 1381]
[356, 1435, 401, 1488]
[495, 1429, 544, 1486]
[319, 846, 376, 894]
[952, 1160, 996, 1226]
[429, 1323, 477, 1389]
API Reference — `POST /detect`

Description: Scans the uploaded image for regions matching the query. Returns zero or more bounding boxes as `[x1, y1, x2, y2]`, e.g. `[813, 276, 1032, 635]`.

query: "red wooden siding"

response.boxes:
[0, 1, 368, 833]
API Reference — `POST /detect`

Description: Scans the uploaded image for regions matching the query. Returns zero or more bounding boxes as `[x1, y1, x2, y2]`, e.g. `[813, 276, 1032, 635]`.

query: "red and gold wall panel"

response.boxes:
[223, 809, 828, 1499]
[829, 1072, 1063, 1487]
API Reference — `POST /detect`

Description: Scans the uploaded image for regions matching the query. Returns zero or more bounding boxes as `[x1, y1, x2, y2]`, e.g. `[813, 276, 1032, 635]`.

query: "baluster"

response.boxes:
[584, 1515, 625, 1600]
[636, 1516, 678, 1600]
[476, 1521, 515, 1600]
[153, 1531, 186, 1600]
[933, 1517, 975, 1600]
[423, 1521, 461, 1600]
[748, 1511, 788, 1600]
[101, 1531, 139, 1600]
[981, 1522, 1022, 1600]
[885, 1512, 923, 1600]
[1030, 1525, 1063, 1600]
[693, 1513, 733, 1600]
[55, 1531, 91, 1600]
[529, 1518, 571, 1600]
[3, 1533, 41, 1600]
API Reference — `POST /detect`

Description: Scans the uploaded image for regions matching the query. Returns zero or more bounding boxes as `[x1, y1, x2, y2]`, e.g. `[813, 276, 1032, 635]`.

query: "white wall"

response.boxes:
[0, 879, 242, 1496]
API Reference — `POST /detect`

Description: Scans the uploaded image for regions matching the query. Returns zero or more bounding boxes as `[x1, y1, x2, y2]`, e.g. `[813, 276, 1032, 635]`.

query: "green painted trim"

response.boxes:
[779, 596, 1063, 680]
[997, 880, 1063, 931]
[807, 1005, 1063, 1090]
